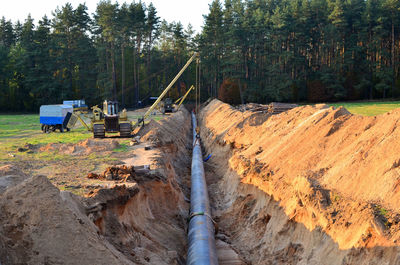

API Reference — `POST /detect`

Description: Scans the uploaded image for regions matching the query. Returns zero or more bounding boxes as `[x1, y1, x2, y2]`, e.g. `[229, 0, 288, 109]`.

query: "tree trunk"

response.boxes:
[133, 45, 138, 106]
[121, 43, 125, 107]
[106, 46, 111, 98]
[110, 42, 117, 101]
[369, 28, 373, 100]
[238, 78, 244, 105]
[147, 33, 152, 92]
[392, 21, 395, 97]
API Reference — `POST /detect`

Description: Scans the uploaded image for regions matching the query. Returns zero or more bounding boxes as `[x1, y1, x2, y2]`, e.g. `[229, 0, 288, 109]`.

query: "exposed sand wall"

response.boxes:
[199, 99, 400, 264]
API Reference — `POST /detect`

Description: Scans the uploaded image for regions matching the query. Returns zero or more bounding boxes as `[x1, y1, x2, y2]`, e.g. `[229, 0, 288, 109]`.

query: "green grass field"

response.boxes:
[0, 114, 92, 161]
[0, 111, 164, 161]
[330, 101, 400, 116]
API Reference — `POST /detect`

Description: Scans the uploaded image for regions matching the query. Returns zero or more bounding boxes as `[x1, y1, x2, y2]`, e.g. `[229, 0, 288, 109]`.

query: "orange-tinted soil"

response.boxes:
[199, 99, 400, 264]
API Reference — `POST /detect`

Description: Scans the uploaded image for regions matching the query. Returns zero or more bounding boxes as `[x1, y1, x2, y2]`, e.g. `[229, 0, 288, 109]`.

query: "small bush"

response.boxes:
[218, 78, 242, 104]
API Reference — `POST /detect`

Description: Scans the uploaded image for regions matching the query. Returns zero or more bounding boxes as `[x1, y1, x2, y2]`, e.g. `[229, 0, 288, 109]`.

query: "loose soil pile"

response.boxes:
[87, 165, 136, 181]
[199, 99, 400, 264]
[0, 175, 132, 265]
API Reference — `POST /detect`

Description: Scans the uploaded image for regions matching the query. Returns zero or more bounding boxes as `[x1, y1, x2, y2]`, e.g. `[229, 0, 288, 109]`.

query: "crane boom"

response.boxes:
[132, 52, 198, 129]
[176, 85, 195, 110]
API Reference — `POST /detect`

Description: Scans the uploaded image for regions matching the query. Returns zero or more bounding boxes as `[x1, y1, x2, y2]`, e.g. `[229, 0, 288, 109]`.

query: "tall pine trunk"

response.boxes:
[147, 34, 152, 92]
[392, 21, 395, 97]
[110, 42, 117, 101]
[133, 45, 137, 106]
[121, 43, 125, 107]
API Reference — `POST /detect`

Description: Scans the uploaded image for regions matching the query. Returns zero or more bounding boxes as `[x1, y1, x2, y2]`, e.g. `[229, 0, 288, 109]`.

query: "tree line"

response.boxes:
[200, 0, 400, 104]
[0, 1, 196, 111]
[1, 0, 400, 111]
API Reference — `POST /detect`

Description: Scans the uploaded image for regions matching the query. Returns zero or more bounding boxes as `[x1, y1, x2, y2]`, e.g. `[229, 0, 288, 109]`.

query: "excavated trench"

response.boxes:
[3, 100, 400, 265]
[82, 108, 244, 264]
[81, 109, 193, 265]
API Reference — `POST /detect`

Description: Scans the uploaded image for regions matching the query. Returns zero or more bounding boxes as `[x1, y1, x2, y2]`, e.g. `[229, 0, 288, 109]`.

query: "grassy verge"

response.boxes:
[330, 101, 400, 116]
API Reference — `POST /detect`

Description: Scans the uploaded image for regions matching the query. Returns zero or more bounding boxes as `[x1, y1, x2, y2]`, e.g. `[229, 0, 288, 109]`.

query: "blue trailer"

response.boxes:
[40, 104, 74, 133]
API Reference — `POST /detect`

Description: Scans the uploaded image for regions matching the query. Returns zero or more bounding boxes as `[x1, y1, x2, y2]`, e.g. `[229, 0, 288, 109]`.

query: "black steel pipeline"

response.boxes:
[187, 112, 218, 265]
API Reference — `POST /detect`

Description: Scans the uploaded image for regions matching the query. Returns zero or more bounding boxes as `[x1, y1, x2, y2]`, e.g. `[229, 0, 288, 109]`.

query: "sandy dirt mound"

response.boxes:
[199, 99, 400, 264]
[0, 175, 133, 265]
[84, 172, 187, 264]
[139, 111, 190, 148]
[136, 119, 161, 140]
[0, 165, 29, 194]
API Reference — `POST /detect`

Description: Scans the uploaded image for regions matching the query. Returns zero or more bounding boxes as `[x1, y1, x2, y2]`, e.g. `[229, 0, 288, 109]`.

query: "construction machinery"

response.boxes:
[132, 52, 199, 130]
[159, 85, 195, 114]
[67, 52, 199, 138]
[92, 100, 132, 138]
[68, 100, 132, 138]
[161, 98, 174, 114]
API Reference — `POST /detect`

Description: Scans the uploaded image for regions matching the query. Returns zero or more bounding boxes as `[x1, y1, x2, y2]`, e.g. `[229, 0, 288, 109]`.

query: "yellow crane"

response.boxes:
[132, 52, 199, 129]
[174, 85, 195, 111]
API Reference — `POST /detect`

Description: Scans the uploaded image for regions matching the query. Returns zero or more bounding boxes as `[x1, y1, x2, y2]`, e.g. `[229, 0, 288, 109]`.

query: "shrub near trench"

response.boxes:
[218, 78, 242, 105]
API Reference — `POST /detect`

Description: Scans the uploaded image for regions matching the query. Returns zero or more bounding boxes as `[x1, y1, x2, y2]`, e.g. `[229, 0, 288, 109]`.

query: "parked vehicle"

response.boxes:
[39, 104, 73, 133]
[63, 99, 88, 112]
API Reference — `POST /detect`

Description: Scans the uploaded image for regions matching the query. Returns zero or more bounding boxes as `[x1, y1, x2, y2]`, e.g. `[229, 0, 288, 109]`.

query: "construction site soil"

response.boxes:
[199, 99, 400, 265]
[1, 100, 400, 264]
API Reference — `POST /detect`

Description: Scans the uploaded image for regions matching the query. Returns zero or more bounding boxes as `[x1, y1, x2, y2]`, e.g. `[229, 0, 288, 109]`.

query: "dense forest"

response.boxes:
[1, 0, 400, 111]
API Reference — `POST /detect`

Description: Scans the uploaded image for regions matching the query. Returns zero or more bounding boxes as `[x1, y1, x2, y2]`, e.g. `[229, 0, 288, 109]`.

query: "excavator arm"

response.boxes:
[67, 111, 93, 131]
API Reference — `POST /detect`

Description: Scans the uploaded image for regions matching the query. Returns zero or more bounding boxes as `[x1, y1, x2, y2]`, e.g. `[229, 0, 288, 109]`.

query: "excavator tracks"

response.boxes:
[93, 124, 105, 138]
[119, 123, 132, 138]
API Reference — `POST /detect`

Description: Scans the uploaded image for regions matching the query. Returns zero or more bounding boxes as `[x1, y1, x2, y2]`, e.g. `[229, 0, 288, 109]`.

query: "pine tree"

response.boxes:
[145, 3, 160, 94]
[95, 0, 119, 100]
[200, 0, 224, 98]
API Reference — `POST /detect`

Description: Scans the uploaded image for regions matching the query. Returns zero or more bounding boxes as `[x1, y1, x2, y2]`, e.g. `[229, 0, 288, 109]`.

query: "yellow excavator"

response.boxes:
[67, 100, 131, 138]
[68, 52, 199, 138]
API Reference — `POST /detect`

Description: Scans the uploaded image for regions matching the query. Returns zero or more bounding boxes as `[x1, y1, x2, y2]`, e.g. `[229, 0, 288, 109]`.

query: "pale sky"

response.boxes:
[0, 0, 212, 33]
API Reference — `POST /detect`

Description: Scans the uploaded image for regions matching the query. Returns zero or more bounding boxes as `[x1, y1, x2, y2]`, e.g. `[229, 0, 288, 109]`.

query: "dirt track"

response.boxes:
[2, 100, 400, 264]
